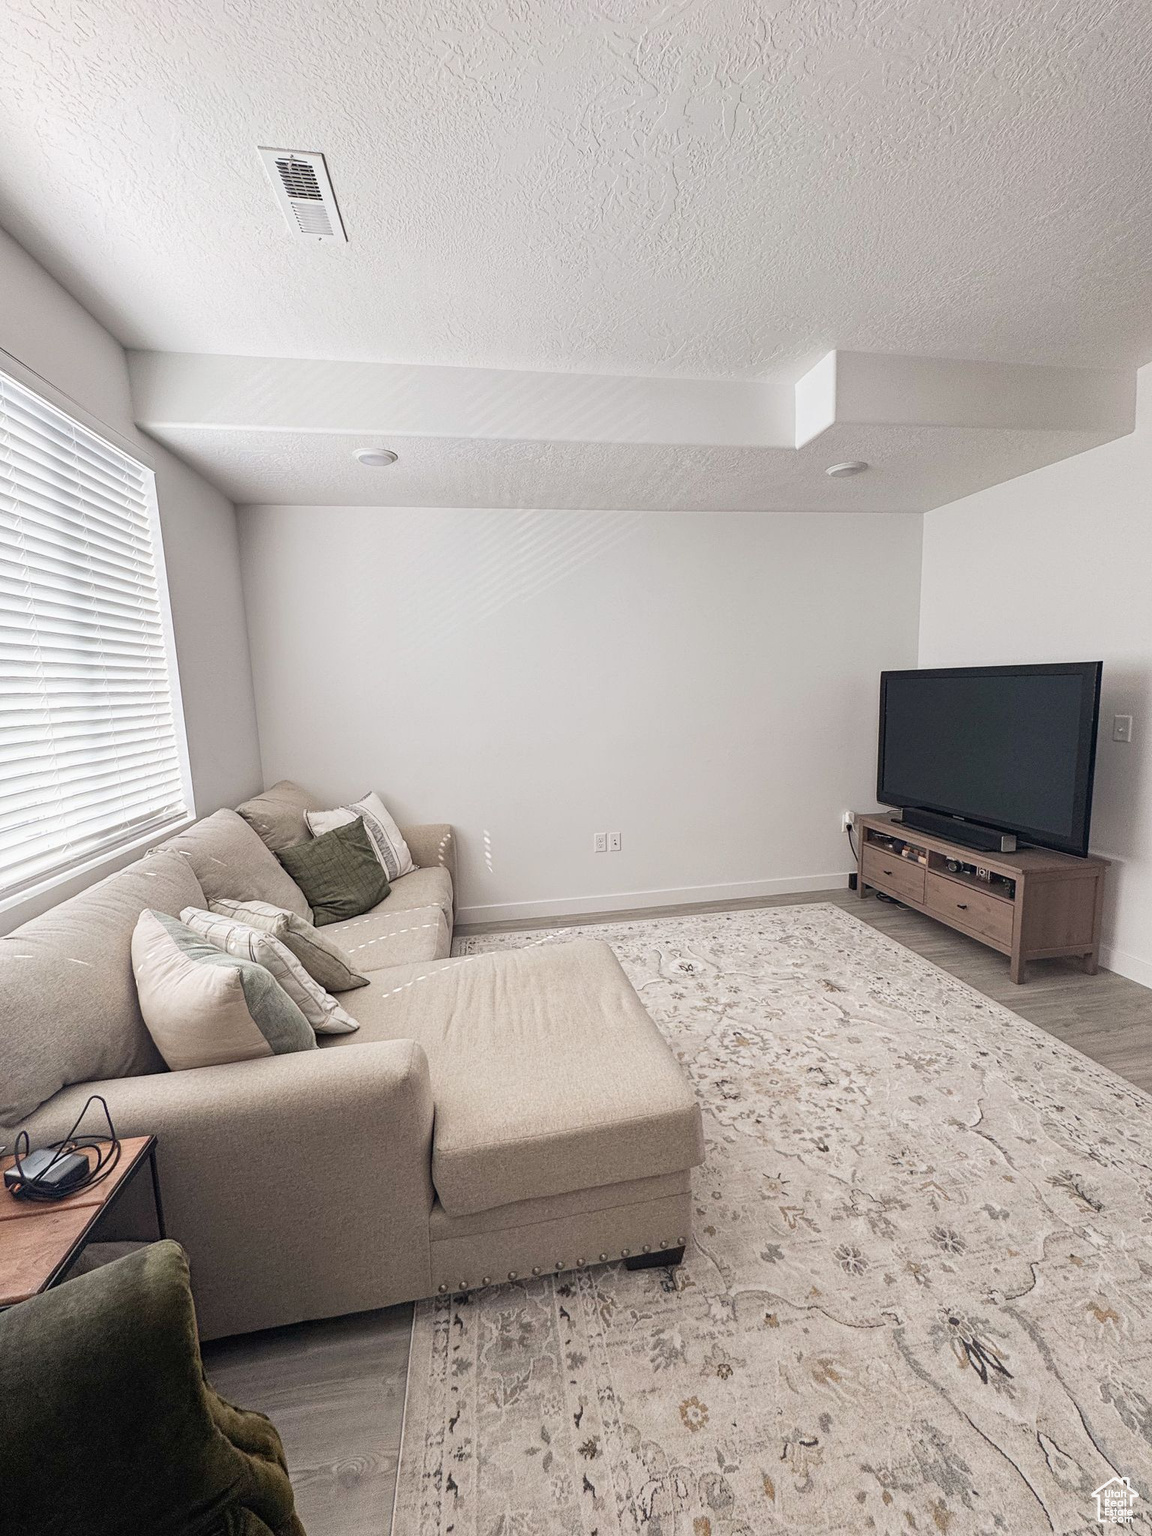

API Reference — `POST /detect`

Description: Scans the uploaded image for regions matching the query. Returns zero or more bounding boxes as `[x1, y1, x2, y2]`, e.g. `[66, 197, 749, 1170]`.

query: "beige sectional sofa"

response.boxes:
[0, 782, 703, 1339]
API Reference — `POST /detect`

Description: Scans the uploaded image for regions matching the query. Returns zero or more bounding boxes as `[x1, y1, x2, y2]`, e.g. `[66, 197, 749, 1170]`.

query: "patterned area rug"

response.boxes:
[392, 904, 1152, 1536]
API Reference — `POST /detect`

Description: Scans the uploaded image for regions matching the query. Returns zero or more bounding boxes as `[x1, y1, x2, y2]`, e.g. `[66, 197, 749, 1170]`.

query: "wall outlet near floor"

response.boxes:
[593, 832, 608, 853]
[608, 831, 622, 852]
[1113, 713, 1134, 743]
[842, 810, 856, 830]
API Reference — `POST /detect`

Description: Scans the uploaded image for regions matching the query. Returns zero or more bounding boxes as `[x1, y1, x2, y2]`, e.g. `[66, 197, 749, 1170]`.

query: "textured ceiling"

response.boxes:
[3, 0, 1152, 380]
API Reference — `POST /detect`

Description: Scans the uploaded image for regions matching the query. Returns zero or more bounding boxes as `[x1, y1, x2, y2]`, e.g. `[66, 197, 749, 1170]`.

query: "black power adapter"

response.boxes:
[4, 1146, 91, 1198]
[4, 1095, 121, 1204]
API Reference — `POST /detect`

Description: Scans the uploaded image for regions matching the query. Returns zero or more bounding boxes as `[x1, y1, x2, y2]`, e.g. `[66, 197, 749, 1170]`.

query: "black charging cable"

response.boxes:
[846, 822, 859, 862]
[8, 1095, 121, 1203]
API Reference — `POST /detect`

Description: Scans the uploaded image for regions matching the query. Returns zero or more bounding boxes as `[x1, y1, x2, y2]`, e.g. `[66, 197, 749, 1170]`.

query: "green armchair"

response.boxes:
[0, 1240, 305, 1536]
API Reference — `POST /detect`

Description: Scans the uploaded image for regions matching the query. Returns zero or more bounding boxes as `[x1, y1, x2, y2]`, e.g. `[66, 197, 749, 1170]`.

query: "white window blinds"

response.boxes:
[0, 369, 190, 900]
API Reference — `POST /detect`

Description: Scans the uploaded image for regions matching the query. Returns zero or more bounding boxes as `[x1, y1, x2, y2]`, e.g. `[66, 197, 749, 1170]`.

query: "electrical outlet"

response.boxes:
[1113, 714, 1134, 743]
[608, 831, 622, 852]
[593, 833, 607, 853]
[842, 810, 856, 831]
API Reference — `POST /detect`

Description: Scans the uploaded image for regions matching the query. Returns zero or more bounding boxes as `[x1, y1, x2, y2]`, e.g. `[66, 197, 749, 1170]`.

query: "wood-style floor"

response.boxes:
[201, 886, 1152, 1536]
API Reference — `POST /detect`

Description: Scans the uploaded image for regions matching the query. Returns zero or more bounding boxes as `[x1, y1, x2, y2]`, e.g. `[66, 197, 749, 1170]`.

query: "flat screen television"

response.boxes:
[877, 662, 1102, 857]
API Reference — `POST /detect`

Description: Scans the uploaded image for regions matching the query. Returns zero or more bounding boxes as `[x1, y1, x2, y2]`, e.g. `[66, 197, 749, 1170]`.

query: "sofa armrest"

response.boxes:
[402, 822, 456, 890]
[17, 1040, 435, 1338]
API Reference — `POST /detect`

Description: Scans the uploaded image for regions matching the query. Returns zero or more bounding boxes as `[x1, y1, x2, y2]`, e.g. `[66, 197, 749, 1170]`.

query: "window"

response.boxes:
[0, 368, 191, 901]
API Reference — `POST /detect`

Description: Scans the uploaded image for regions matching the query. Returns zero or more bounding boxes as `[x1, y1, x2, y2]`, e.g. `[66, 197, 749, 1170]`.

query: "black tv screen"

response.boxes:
[877, 663, 1102, 856]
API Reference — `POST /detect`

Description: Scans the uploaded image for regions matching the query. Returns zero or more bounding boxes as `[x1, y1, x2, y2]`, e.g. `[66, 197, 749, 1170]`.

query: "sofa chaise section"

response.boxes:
[325, 939, 705, 1295]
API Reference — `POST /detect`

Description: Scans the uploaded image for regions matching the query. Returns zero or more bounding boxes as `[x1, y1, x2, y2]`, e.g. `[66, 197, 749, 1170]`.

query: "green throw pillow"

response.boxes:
[277, 816, 391, 926]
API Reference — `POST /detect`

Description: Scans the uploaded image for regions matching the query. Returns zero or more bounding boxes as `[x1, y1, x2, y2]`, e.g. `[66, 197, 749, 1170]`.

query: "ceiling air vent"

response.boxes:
[259, 148, 347, 242]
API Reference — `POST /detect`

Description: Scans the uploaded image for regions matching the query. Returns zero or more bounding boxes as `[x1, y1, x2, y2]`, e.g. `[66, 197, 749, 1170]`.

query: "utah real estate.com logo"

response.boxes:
[1093, 1476, 1140, 1526]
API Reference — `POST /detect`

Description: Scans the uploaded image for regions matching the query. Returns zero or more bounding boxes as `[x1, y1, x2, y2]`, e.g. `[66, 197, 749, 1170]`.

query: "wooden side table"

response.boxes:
[0, 1136, 165, 1308]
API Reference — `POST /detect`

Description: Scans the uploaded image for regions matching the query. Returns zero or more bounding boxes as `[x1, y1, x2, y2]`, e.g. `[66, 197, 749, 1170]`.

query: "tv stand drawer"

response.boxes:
[925, 871, 1013, 948]
[862, 845, 925, 904]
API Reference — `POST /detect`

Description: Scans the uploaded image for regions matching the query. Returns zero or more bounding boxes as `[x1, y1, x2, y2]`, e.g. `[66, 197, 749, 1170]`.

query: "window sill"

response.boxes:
[0, 813, 197, 933]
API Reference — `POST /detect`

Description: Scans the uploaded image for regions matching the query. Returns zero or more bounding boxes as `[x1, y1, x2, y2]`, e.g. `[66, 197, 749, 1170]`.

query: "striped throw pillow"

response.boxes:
[208, 898, 368, 993]
[305, 791, 415, 882]
[181, 908, 359, 1034]
[132, 910, 317, 1070]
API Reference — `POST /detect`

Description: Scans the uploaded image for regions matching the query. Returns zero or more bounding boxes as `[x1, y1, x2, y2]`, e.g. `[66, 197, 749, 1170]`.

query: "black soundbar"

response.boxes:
[896, 806, 1018, 854]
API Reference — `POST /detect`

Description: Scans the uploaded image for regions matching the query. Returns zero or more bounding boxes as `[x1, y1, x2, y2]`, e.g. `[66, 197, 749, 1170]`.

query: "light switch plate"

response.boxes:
[1113, 714, 1133, 743]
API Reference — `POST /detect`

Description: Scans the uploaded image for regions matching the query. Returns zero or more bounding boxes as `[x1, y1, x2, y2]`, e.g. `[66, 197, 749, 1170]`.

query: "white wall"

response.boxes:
[0, 224, 263, 927]
[920, 363, 1152, 986]
[239, 506, 922, 920]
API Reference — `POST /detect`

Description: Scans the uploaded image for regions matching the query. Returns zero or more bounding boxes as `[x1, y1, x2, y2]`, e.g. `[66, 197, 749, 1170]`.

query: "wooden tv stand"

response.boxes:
[855, 812, 1108, 984]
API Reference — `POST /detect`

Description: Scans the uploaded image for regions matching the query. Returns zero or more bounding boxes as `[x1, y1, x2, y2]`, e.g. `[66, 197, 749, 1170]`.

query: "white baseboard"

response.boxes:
[456, 872, 852, 926]
[456, 886, 1152, 991]
[1098, 942, 1152, 990]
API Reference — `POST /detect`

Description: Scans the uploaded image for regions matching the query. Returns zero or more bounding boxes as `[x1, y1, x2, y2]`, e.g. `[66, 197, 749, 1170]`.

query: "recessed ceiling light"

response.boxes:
[826, 460, 868, 477]
[355, 448, 399, 467]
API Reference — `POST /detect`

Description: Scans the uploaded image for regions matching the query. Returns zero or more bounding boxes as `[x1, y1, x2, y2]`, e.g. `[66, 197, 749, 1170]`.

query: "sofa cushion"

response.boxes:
[132, 910, 317, 1071]
[323, 903, 451, 972]
[371, 866, 453, 927]
[158, 809, 311, 920]
[322, 940, 704, 1217]
[235, 779, 323, 852]
[0, 851, 205, 1129]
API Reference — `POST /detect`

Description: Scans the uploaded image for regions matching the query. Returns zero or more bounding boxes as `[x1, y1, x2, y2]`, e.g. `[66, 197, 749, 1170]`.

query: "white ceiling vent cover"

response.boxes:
[259, 148, 347, 242]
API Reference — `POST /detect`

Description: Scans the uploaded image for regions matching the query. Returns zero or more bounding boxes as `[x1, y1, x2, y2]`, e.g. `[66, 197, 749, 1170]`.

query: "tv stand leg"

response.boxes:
[1010, 953, 1026, 985]
[1082, 950, 1099, 976]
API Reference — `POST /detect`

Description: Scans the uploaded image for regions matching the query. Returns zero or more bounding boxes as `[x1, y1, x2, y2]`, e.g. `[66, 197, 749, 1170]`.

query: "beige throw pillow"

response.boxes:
[235, 780, 319, 852]
[305, 791, 415, 882]
[181, 908, 359, 1035]
[156, 808, 312, 919]
[208, 898, 368, 993]
[131, 910, 317, 1071]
